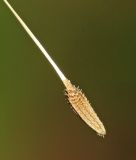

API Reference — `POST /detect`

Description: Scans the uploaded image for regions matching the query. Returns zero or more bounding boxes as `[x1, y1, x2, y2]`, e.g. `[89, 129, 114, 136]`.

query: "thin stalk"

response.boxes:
[3, 0, 66, 81]
[3, 0, 106, 137]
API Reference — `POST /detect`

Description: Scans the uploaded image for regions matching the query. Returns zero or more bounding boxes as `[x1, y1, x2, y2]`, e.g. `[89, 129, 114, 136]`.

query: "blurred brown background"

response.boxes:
[0, 0, 136, 160]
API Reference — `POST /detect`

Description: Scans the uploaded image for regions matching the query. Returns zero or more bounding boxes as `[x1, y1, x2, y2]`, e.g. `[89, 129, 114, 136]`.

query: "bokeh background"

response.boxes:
[0, 0, 136, 160]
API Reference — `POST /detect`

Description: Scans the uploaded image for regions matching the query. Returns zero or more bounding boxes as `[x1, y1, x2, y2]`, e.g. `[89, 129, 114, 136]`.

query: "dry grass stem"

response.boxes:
[4, 0, 106, 137]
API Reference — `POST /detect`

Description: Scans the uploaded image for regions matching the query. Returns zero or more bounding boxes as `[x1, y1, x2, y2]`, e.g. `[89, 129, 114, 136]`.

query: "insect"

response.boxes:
[4, 0, 106, 137]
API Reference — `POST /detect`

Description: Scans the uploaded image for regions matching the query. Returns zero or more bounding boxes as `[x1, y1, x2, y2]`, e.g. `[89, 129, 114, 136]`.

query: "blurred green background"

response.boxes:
[0, 0, 136, 160]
